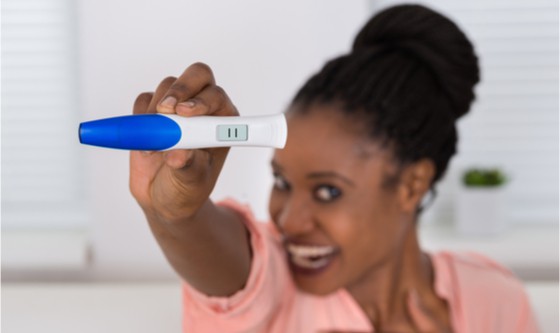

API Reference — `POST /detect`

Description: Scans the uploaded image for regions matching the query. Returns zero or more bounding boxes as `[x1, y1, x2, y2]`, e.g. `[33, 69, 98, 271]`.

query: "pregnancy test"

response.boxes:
[79, 113, 287, 150]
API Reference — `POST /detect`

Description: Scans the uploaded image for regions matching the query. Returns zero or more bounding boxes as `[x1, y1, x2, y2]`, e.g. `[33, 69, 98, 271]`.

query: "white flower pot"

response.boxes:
[455, 186, 507, 235]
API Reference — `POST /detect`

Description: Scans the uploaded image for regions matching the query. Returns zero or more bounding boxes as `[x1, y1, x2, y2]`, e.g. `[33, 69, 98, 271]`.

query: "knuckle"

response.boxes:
[212, 85, 238, 116]
[135, 92, 153, 105]
[157, 76, 177, 91]
[212, 85, 229, 109]
[162, 76, 177, 85]
[133, 92, 153, 113]
[190, 62, 213, 76]
[154, 77, 177, 98]
[212, 85, 226, 97]
[168, 82, 190, 97]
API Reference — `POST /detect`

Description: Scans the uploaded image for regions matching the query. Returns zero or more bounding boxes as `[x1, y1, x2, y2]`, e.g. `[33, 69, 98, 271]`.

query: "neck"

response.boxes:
[346, 220, 437, 330]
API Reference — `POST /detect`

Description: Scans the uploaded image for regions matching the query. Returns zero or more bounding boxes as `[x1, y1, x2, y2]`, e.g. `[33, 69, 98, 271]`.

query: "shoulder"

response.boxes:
[434, 251, 518, 285]
[431, 251, 538, 332]
[181, 199, 293, 332]
[216, 199, 287, 283]
[432, 250, 525, 300]
[218, 198, 283, 242]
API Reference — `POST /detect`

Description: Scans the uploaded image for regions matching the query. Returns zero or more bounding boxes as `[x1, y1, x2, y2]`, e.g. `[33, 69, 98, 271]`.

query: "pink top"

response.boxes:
[182, 200, 539, 333]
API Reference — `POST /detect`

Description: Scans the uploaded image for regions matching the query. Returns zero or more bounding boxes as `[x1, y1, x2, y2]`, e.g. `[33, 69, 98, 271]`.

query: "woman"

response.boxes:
[130, 4, 538, 332]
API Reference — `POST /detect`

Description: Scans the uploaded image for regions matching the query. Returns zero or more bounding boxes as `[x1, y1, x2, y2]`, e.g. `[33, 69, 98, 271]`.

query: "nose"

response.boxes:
[276, 197, 315, 236]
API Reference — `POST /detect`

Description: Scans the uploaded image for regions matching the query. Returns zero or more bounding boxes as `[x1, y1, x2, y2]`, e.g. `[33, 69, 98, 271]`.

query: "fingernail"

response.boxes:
[178, 100, 196, 108]
[160, 96, 177, 108]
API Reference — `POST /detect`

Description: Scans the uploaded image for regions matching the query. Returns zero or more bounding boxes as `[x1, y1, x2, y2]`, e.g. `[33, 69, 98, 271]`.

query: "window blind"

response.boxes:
[2, 0, 88, 230]
[369, 0, 559, 225]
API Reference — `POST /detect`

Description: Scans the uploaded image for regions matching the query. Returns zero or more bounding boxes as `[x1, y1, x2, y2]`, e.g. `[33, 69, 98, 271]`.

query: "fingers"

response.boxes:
[132, 63, 232, 167]
[140, 63, 235, 118]
[175, 85, 238, 117]
[132, 74, 176, 115]
[163, 149, 195, 170]
[148, 76, 177, 114]
[132, 77, 175, 157]
[164, 150, 214, 186]
[133, 92, 153, 115]
[156, 62, 216, 114]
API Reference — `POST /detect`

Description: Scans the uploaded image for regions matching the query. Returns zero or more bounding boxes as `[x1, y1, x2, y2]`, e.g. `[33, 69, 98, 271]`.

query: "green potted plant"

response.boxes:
[455, 168, 508, 235]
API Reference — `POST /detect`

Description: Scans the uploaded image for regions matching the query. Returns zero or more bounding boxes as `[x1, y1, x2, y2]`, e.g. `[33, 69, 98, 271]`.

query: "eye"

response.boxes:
[273, 173, 290, 191]
[314, 185, 342, 202]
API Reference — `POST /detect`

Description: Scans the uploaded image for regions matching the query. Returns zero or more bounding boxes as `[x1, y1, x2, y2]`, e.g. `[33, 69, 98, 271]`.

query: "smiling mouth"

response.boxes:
[286, 243, 339, 272]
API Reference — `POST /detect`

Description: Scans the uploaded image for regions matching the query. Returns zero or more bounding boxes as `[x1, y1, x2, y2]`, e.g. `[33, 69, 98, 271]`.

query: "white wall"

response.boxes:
[76, 0, 558, 282]
[78, 0, 369, 280]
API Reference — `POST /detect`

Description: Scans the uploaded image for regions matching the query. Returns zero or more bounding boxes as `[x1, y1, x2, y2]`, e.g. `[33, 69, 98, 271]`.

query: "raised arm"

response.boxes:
[129, 63, 252, 296]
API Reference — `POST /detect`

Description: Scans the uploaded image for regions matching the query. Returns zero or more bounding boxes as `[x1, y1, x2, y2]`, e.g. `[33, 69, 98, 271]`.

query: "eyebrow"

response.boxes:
[270, 160, 283, 172]
[270, 160, 355, 187]
[308, 172, 355, 187]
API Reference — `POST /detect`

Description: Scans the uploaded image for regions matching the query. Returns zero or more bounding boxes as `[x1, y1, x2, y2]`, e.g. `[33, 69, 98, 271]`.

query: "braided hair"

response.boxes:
[291, 4, 480, 188]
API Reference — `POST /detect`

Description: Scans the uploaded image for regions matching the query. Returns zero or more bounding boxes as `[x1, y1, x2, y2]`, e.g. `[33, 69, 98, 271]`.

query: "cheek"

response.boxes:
[324, 211, 373, 248]
[268, 190, 284, 224]
[327, 197, 399, 252]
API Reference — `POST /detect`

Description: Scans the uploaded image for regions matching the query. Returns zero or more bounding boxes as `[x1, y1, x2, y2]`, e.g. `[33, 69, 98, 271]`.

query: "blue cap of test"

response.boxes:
[79, 114, 182, 150]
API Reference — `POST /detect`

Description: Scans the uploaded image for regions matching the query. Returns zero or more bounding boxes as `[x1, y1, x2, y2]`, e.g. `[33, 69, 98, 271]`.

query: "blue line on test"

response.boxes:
[79, 114, 182, 150]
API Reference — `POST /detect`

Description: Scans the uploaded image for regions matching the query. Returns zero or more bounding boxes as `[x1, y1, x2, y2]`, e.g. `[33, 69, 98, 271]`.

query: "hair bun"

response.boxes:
[352, 4, 479, 119]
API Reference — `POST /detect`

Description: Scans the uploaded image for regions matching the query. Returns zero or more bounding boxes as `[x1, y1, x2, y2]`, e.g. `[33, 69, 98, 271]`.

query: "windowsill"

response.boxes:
[2, 282, 557, 333]
[419, 223, 559, 281]
[1, 224, 556, 281]
[1, 229, 90, 271]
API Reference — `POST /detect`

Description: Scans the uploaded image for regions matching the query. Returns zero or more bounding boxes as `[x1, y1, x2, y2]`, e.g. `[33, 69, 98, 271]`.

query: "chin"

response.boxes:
[292, 274, 341, 296]
[287, 253, 345, 295]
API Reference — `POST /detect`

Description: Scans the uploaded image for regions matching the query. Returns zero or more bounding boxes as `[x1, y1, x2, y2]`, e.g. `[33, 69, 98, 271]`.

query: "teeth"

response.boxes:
[287, 244, 336, 258]
[291, 255, 331, 269]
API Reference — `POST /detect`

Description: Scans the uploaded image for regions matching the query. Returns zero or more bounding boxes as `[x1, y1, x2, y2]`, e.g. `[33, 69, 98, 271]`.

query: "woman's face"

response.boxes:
[268, 104, 411, 295]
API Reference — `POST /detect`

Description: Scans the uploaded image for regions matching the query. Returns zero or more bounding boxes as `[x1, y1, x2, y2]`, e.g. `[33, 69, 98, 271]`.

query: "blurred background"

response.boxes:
[2, 0, 558, 332]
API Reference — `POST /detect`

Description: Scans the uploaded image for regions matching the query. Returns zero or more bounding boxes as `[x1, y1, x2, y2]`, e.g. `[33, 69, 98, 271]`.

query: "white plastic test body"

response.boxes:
[79, 113, 287, 151]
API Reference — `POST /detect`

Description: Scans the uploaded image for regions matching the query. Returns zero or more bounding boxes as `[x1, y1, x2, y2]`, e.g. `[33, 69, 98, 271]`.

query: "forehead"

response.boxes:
[273, 104, 395, 173]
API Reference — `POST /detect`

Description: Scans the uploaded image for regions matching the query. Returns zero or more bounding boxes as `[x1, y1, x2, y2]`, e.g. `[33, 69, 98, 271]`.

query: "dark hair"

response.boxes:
[291, 4, 480, 187]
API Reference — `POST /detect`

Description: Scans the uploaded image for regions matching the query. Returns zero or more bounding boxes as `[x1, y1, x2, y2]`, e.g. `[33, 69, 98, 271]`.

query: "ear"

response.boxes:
[397, 159, 436, 214]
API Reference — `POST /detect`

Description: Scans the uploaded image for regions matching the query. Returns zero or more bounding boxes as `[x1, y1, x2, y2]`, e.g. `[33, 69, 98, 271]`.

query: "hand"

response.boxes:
[130, 63, 238, 224]
[319, 289, 452, 333]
